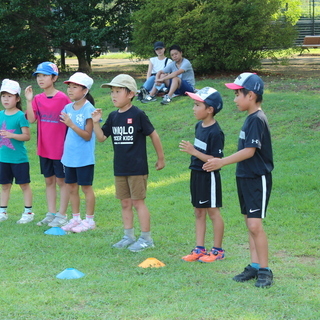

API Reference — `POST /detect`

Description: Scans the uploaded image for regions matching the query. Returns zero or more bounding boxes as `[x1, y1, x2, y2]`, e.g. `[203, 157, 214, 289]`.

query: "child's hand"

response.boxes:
[179, 140, 195, 155]
[92, 109, 103, 123]
[202, 158, 222, 172]
[60, 112, 73, 127]
[25, 86, 33, 101]
[155, 159, 165, 171]
[0, 130, 13, 139]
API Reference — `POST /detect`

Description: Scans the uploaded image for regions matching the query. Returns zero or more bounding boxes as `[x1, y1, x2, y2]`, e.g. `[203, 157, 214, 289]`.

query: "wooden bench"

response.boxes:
[300, 36, 320, 54]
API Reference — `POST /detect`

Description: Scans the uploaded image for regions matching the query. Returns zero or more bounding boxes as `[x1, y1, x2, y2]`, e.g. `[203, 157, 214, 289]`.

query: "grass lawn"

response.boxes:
[0, 73, 319, 320]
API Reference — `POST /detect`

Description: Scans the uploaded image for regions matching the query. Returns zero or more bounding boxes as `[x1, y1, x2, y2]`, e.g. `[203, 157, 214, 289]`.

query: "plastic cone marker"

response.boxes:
[44, 227, 66, 236]
[56, 268, 85, 279]
[138, 258, 166, 268]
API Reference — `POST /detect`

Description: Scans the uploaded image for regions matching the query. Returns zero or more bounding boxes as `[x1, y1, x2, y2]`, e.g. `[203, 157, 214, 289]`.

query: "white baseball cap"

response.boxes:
[64, 72, 94, 90]
[0, 79, 21, 95]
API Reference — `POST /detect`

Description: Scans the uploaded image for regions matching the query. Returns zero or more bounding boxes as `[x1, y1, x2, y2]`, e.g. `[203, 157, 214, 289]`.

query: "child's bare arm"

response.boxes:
[92, 109, 107, 142]
[149, 130, 165, 170]
[179, 140, 214, 163]
[24, 86, 36, 123]
[203, 147, 256, 172]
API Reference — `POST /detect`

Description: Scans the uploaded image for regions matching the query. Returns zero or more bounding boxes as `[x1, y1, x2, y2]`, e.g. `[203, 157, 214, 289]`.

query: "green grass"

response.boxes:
[0, 75, 319, 320]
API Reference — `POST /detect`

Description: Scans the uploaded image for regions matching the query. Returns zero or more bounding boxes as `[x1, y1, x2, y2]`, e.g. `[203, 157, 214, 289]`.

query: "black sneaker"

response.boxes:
[137, 87, 148, 101]
[233, 265, 258, 282]
[255, 268, 273, 288]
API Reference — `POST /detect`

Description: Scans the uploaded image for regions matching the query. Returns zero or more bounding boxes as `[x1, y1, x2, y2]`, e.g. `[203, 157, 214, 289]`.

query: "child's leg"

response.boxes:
[132, 199, 150, 232]
[20, 183, 32, 207]
[207, 207, 224, 248]
[194, 207, 207, 247]
[57, 177, 69, 216]
[245, 216, 269, 268]
[68, 183, 80, 214]
[120, 198, 134, 229]
[44, 176, 57, 214]
[81, 185, 95, 216]
[1, 183, 12, 206]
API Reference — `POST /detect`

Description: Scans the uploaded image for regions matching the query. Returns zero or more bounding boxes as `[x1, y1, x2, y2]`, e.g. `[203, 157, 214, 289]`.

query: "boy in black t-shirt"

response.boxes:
[179, 87, 225, 263]
[203, 73, 274, 288]
[92, 74, 165, 252]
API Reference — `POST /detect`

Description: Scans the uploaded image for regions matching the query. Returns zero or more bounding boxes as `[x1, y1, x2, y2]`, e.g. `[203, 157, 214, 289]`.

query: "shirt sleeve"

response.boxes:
[244, 117, 263, 149]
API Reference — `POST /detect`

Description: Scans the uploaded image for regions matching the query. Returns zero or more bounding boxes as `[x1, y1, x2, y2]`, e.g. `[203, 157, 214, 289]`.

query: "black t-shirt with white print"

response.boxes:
[102, 105, 154, 176]
[236, 110, 273, 178]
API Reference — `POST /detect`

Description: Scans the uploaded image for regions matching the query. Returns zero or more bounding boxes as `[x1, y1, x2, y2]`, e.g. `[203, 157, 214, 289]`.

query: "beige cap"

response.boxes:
[101, 74, 137, 93]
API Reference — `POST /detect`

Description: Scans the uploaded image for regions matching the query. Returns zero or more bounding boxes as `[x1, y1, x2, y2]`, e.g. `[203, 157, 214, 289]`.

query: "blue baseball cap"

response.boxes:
[186, 87, 223, 114]
[225, 72, 264, 95]
[33, 62, 59, 76]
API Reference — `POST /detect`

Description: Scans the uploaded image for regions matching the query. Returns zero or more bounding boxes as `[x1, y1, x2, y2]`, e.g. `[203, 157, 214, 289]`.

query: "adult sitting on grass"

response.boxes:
[142, 44, 196, 105]
[137, 41, 172, 101]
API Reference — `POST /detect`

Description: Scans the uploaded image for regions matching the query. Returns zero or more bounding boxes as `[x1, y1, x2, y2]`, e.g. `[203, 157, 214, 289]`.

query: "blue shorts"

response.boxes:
[169, 79, 195, 95]
[0, 162, 31, 184]
[236, 173, 272, 219]
[64, 165, 94, 186]
[190, 170, 222, 208]
[40, 156, 65, 178]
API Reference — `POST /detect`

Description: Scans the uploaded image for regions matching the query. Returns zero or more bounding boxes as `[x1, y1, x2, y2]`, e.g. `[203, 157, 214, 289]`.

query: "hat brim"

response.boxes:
[225, 83, 243, 90]
[64, 80, 85, 87]
[154, 47, 164, 50]
[33, 71, 58, 76]
[185, 91, 204, 102]
[101, 82, 127, 89]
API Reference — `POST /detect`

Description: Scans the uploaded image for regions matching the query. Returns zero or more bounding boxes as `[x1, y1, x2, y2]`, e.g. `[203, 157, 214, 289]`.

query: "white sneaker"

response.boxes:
[17, 213, 34, 224]
[48, 212, 68, 227]
[36, 212, 56, 226]
[0, 212, 8, 222]
[61, 218, 82, 231]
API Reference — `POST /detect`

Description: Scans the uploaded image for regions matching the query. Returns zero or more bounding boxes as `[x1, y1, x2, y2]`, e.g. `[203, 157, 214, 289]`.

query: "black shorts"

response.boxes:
[40, 156, 65, 178]
[64, 165, 94, 186]
[190, 170, 222, 208]
[0, 162, 31, 184]
[236, 173, 272, 219]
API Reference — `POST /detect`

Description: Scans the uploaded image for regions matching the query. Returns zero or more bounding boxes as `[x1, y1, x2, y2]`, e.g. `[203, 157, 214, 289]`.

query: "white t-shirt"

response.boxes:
[150, 57, 172, 74]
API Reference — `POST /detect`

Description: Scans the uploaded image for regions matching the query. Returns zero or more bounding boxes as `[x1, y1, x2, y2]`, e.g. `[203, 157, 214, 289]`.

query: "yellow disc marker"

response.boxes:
[138, 257, 166, 268]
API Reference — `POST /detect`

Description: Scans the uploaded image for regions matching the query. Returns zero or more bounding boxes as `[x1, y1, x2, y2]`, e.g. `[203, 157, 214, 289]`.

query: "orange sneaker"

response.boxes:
[199, 248, 225, 263]
[181, 247, 206, 262]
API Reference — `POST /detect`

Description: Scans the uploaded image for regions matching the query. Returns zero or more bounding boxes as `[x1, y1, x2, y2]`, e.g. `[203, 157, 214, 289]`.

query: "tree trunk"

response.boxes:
[75, 50, 92, 73]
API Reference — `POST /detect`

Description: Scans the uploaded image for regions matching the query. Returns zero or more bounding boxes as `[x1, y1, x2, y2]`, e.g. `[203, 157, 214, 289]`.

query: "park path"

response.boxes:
[66, 53, 320, 78]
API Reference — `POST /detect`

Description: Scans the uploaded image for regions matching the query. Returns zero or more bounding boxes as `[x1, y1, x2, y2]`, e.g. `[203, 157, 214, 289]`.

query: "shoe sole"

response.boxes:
[128, 245, 154, 252]
[198, 257, 225, 263]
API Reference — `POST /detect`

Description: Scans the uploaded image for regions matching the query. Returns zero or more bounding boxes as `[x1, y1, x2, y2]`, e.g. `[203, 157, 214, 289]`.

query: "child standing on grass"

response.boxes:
[203, 73, 274, 288]
[180, 87, 225, 263]
[92, 74, 165, 252]
[60, 72, 96, 233]
[0, 79, 34, 224]
[25, 62, 71, 227]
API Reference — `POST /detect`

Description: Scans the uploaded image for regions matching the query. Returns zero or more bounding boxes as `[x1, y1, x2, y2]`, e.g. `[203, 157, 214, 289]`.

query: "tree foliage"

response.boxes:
[0, 0, 139, 76]
[132, 0, 301, 73]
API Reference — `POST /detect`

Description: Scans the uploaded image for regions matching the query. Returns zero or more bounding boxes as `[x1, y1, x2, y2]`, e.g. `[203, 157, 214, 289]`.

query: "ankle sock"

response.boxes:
[250, 263, 260, 270]
[213, 247, 223, 251]
[24, 206, 33, 214]
[141, 231, 152, 241]
[0, 206, 7, 214]
[86, 214, 94, 222]
[124, 228, 135, 239]
[196, 246, 205, 250]
[72, 213, 81, 221]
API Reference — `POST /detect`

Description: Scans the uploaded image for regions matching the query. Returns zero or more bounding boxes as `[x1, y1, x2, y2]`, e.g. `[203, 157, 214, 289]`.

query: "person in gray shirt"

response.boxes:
[141, 45, 196, 105]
